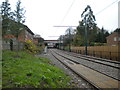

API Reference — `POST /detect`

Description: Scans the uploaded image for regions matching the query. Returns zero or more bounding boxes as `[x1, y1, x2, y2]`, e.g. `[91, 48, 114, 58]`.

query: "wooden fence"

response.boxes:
[71, 46, 120, 61]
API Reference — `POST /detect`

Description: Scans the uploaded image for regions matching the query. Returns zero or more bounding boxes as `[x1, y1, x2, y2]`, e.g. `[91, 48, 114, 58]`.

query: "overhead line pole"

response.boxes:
[54, 26, 77, 27]
[85, 19, 88, 55]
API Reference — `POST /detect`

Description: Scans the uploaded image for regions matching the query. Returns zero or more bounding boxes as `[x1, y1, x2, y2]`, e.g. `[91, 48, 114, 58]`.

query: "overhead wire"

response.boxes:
[56, 0, 119, 33]
[60, 0, 119, 25]
[60, 0, 76, 25]
[54, 0, 76, 38]
[95, 0, 119, 15]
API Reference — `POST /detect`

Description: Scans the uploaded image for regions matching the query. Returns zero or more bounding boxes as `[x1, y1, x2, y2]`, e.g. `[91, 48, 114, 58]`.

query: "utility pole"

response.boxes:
[59, 36, 61, 49]
[61, 35, 64, 50]
[60, 35, 64, 50]
[85, 19, 88, 55]
[68, 28, 71, 52]
[117, 1, 120, 60]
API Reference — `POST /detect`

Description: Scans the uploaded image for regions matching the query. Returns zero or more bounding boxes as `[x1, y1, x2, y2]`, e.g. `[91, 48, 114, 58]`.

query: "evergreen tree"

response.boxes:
[101, 27, 104, 43]
[1, 0, 26, 51]
[76, 21, 85, 36]
[104, 31, 109, 42]
[88, 24, 97, 45]
[13, 0, 26, 38]
[14, 0, 25, 24]
[114, 28, 120, 33]
[81, 5, 96, 29]
[8, 0, 26, 51]
[81, 5, 97, 46]
[78, 5, 97, 46]
[12, 0, 26, 51]
[1, 0, 12, 36]
[74, 21, 85, 46]
[95, 27, 110, 43]
[0, 0, 11, 20]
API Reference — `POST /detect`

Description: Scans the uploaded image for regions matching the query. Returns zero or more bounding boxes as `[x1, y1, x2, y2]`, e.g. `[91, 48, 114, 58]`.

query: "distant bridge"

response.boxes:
[44, 40, 63, 48]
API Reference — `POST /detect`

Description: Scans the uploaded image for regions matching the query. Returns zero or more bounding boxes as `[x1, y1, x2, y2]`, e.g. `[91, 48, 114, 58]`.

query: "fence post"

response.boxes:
[109, 52, 111, 60]
[93, 51, 95, 57]
[84, 50, 85, 55]
[100, 51, 102, 58]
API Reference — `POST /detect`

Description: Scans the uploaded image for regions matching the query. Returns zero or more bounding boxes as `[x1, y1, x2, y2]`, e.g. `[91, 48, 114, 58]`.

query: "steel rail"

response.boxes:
[52, 49, 120, 81]
[50, 49, 100, 89]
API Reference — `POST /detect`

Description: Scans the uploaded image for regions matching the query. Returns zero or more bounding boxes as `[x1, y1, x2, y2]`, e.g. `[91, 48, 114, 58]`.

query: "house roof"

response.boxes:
[106, 32, 119, 39]
[24, 25, 34, 35]
[2, 18, 34, 35]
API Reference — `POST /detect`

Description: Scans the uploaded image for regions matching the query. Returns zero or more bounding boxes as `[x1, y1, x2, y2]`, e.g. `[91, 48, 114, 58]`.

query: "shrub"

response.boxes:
[94, 43, 107, 46]
[24, 40, 41, 54]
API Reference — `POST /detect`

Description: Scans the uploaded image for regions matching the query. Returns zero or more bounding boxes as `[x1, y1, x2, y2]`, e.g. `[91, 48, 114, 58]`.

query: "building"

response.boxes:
[33, 34, 44, 45]
[18, 25, 34, 42]
[2, 18, 34, 42]
[3, 25, 34, 42]
[106, 31, 120, 46]
[2, 25, 34, 50]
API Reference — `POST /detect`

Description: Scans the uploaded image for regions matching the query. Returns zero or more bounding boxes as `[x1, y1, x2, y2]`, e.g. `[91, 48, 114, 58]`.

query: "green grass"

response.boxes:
[2, 50, 71, 88]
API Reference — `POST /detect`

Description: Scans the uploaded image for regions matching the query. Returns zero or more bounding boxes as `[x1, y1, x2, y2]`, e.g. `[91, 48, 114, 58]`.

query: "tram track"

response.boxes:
[50, 49, 99, 89]
[59, 50, 120, 68]
[50, 49, 120, 89]
[53, 49, 120, 81]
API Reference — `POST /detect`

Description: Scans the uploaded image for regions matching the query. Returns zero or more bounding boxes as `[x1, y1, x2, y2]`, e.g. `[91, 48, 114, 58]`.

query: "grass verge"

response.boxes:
[2, 50, 71, 88]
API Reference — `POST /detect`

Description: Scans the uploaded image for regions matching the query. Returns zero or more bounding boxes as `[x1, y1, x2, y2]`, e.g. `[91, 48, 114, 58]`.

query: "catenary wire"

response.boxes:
[95, 0, 119, 15]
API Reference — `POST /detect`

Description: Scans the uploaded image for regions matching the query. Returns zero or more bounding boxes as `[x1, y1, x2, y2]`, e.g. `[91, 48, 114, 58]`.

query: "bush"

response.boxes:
[94, 43, 107, 46]
[24, 40, 42, 54]
[89, 42, 94, 46]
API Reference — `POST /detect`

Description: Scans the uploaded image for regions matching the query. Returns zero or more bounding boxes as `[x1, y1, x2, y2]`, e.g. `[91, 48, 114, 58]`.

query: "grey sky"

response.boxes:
[0, 0, 119, 40]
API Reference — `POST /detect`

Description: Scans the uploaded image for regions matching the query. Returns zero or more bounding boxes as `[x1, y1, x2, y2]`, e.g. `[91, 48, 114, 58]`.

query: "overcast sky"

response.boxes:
[0, 0, 119, 40]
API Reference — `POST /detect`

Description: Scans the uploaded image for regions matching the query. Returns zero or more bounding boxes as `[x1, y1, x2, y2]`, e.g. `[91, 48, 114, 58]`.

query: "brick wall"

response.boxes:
[2, 40, 24, 51]
[18, 29, 34, 42]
